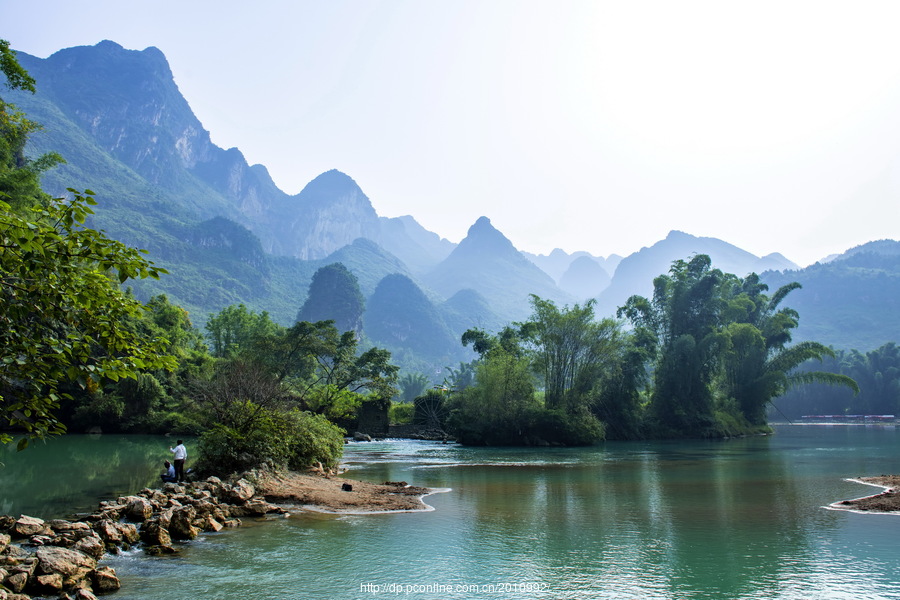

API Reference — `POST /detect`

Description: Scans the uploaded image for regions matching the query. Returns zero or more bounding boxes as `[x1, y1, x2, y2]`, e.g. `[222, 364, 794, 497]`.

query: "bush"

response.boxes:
[446, 392, 605, 446]
[389, 402, 414, 425]
[196, 404, 345, 475]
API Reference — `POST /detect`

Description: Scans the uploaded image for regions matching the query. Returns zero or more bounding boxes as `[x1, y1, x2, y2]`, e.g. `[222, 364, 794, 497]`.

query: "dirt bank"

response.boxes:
[254, 470, 435, 513]
[832, 475, 900, 513]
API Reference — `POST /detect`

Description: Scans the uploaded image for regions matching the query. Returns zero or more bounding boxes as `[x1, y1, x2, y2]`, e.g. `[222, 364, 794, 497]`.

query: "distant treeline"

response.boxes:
[771, 342, 899, 420]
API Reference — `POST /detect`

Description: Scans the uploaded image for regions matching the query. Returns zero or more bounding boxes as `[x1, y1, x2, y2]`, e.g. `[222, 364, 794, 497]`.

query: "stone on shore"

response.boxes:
[5, 570, 27, 593]
[74, 536, 105, 560]
[35, 546, 97, 586]
[169, 506, 199, 540]
[34, 571, 64, 594]
[227, 479, 256, 504]
[125, 497, 154, 522]
[12, 516, 45, 538]
[90, 565, 121, 593]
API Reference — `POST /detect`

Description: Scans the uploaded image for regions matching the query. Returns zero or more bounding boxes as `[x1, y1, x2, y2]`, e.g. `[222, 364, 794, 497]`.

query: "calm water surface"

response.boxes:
[3, 426, 900, 599]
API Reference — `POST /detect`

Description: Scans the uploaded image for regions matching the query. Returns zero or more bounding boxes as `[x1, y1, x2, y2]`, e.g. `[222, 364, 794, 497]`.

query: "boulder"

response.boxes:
[4, 571, 27, 593]
[11, 557, 36, 577]
[169, 506, 199, 540]
[139, 520, 171, 548]
[191, 499, 219, 519]
[73, 536, 105, 560]
[3, 545, 30, 559]
[125, 497, 154, 522]
[90, 565, 120, 594]
[115, 522, 140, 544]
[35, 546, 97, 585]
[162, 483, 185, 495]
[34, 572, 64, 594]
[200, 517, 223, 532]
[91, 519, 121, 545]
[228, 479, 255, 504]
[48, 520, 88, 532]
[0, 532, 9, 552]
[30, 534, 53, 546]
[11, 515, 45, 537]
[75, 588, 100, 600]
[241, 499, 279, 516]
[0, 515, 15, 531]
[96, 502, 126, 521]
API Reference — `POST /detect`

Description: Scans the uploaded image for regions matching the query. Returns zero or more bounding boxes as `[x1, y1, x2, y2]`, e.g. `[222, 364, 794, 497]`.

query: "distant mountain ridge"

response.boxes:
[5, 39, 895, 365]
[424, 217, 573, 320]
[595, 230, 800, 316]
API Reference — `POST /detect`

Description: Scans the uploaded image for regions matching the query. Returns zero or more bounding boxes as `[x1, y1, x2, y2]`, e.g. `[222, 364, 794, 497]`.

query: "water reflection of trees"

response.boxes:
[0, 435, 170, 518]
[455, 439, 832, 599]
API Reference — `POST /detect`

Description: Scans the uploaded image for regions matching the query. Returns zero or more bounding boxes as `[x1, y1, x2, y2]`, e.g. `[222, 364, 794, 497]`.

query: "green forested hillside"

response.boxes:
[761, 248, 900, 351]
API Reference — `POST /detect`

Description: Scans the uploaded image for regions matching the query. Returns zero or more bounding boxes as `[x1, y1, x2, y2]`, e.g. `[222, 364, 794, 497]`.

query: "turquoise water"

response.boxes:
[0, 434, 168, 518]
[4, 426, 900, 599]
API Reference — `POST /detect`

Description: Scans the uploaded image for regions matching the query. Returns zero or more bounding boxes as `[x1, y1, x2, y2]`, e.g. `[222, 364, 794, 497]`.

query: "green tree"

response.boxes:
[0, 190, 177, 446]
[448, 348, 537, 444]
[619, 255, 729, 436]
[521, 295, 626, 413]
[720, 276, 858, 425]
[442, 361, 477, 392]
[0, 39, 63, 213]
[398, 372, 430, 403]
[205, 303, 279, 358]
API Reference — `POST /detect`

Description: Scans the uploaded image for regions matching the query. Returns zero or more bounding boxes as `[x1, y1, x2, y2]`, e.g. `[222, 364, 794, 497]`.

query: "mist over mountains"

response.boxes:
[8, 40, 899, 370]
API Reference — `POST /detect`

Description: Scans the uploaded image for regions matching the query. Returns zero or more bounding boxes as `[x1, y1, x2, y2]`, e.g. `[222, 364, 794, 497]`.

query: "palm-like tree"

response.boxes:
[723, 278, 858, 425]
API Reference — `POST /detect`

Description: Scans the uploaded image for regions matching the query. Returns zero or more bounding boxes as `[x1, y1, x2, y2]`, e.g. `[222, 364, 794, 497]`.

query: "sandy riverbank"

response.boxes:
[254, 470, 438, 513]
[831, 475, 900, 513]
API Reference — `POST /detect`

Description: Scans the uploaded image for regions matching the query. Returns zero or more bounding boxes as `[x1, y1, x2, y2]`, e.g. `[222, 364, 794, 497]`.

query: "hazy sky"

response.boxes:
[5, 1, 900, 266]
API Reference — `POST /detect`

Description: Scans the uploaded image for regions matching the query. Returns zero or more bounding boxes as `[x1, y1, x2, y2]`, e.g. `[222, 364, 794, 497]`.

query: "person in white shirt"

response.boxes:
[169, 440, 187, 482]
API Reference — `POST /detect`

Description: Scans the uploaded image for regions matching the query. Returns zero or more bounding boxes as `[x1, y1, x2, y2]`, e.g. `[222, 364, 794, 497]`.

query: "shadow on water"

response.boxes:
[0, 434, 184, 518]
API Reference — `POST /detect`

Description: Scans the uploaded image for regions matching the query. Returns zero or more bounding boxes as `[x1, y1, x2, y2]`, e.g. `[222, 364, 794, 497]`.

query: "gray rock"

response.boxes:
[34, 571, 64, 593]
[90, 565, 120, 594]
[11, 515, 45, 537]
[228, 479, 256, 504]
[4, 570, 27, 593]
[169, 506, 199, 540]
[35, 546, 97, 584]
[125, 497, 154, 522]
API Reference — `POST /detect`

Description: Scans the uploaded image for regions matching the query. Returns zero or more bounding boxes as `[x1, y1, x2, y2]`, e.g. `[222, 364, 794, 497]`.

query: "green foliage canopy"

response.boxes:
[0, 190, 176, 446]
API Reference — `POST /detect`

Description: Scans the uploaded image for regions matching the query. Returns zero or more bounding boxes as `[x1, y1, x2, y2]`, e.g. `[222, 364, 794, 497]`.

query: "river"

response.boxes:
[2, 425, 899, 599]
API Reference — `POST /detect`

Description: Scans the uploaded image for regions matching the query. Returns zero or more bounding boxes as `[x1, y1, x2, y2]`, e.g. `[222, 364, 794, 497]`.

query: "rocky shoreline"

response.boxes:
[831, 475, 900, 513]
[0, 471, 434, 599]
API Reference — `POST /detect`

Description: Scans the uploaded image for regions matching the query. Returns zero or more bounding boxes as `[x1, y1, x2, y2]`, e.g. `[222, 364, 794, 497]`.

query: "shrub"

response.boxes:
[196, 405, 345, 475]
[389, 402, 414, 425]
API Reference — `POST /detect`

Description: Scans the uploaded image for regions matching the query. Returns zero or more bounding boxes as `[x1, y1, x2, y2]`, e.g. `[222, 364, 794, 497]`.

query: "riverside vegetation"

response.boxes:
[1, 34, 891, 600]
[1, 38, 861, 462]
